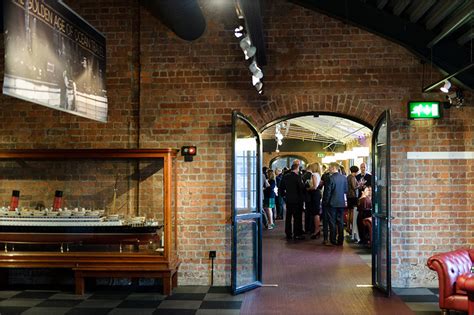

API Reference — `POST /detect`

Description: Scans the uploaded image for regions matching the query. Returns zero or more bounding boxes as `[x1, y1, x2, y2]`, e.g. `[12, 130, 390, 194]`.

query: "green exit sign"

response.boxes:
[408, 101, 441, 119]
[317, 153, 325, 158]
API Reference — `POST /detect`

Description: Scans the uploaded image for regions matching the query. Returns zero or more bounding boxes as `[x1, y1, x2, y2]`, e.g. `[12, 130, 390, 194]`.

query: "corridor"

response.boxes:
[240, 224, 415, 315]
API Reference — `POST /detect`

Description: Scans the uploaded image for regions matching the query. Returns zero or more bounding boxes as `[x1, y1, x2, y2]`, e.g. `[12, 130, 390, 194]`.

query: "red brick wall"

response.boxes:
[0, 0, 472, 287]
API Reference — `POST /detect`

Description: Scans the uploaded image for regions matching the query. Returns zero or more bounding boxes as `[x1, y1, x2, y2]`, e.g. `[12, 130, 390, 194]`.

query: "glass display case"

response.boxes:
[0, 149, 180, 294]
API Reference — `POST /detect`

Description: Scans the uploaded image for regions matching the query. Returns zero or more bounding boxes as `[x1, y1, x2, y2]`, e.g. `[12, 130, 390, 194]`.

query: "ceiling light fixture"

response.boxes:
[252, 75, 260, 86]
[322, 156, 337, 164]
[249, 60, 258, 72]
[440, 80, 451, 93]
[244, 46, 256, 60]
[234, 18, 264, 95]
[351, 147, 370, 157]
[422, 64, 473, 93]
[250, 65, 263, 79]
[275, 123, 284, 147]
[446, 89, 464, 108]
[239, 36, 251, 49]
[239, 36, 256, 60]
[234, 26, 244, 38]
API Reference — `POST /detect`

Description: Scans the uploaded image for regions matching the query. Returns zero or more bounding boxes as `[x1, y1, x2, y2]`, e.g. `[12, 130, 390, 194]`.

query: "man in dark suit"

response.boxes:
[356, 162, 372, 188]
[279, 161, 305, 240]
[320, 169, 332, 245]
[324, 162, 348, 246]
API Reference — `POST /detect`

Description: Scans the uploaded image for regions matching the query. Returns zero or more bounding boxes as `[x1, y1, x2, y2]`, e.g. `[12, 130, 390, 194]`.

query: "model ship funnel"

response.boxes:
[52, 190, 63, 211]
[9, 190, 20, 211]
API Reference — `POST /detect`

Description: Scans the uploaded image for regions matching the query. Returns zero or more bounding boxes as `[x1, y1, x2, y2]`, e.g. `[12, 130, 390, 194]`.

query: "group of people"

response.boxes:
[264, 160, 373, 247]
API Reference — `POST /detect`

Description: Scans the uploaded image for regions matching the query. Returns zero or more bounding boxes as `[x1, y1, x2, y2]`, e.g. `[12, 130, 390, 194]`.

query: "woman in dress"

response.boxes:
[357, 186, 372, 244]
[264, 169, 276, 230]
[307, 163, 322, 239]
[347, 165, 360, 241]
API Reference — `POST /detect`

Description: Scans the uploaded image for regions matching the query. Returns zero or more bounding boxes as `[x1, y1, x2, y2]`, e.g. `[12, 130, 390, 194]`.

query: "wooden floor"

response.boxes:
[240, 223, 414, 315]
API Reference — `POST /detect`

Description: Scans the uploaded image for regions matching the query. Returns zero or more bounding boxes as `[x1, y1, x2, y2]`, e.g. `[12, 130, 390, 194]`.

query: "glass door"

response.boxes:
[231, 111, 263, 295]
[371, 110, 391, 296]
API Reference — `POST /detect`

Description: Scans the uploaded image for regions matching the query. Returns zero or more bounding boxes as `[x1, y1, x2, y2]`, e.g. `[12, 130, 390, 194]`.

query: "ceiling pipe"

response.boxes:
[142, 0, 206, 41]
[458, 29, 474, 45]
[427, 2, 474, 48]
[422, 63, 474, 92]
[323, 126, 367, 150]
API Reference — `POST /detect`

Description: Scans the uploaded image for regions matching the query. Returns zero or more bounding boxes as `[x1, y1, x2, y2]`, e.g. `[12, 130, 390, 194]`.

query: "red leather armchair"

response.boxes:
[427, 249, 474, 315]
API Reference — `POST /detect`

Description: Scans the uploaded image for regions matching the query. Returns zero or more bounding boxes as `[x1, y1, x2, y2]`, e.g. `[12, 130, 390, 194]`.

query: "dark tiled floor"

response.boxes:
[353, 241, 459, 315]
[394, 287, 467, 315]
[0, 233, 457, 315]
[0, 283, 459, 314]
[0, 286, 242, 315]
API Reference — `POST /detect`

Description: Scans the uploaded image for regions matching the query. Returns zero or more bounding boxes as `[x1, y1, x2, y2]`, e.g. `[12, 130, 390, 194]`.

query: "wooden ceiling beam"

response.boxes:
[408, 0, 436, 23]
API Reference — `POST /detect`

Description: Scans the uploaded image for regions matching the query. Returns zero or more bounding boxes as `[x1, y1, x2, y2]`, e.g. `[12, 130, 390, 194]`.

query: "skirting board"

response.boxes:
[407, 152, 474, 160]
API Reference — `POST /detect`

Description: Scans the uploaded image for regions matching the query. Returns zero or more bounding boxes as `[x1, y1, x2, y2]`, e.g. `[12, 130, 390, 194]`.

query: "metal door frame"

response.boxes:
[371, 110, 392, 296]
[231, 111, 263, 294]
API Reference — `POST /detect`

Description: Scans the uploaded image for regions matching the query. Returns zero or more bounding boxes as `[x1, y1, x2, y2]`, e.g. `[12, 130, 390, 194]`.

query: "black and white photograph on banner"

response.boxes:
[2, 0, 108, 122]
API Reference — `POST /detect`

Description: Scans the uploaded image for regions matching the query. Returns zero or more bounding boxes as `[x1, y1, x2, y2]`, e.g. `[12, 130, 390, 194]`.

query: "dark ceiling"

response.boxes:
[288, 0, 473, 91]
[145, 0, 473, 91]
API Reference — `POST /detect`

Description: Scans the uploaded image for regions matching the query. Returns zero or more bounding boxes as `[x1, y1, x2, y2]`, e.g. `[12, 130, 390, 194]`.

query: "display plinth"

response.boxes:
[0, 149, 180, 295]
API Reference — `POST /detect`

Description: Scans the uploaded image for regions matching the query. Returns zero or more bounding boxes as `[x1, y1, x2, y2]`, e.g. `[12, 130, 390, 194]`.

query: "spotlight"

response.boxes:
[240, 36, 251, 49]
[239, 36, 256, 59]
[244, 46, 256, 60]
[234, 26, 244, 38]
[252, 75, 260, 86]
[249, 60, 259, 73]
[249, 61, 263, 79]
[446, 89, 464, 108]
[440, 80, 451, 93]
[255, 81, 263, 92]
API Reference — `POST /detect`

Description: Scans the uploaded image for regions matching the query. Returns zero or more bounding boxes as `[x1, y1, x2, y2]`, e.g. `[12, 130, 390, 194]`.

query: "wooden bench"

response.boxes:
[74, 265, 179, 295]
[0, 251, 180, 296]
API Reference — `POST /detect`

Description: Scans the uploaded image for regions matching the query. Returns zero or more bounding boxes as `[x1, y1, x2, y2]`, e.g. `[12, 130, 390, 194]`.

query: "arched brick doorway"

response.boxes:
[254, 109, 392, 294]
[259, 111, 373, 132]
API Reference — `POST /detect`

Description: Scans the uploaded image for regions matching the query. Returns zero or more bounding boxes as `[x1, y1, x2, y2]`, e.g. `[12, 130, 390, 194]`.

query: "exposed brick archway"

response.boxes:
[259, 110, 373, 133]
[243, 93, 386, 130]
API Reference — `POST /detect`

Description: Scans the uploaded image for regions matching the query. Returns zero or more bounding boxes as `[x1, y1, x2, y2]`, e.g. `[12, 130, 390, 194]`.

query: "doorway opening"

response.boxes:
[259, 113, 374, 285]
[261, 112, 372, 238]
[231, 110, 391, 296]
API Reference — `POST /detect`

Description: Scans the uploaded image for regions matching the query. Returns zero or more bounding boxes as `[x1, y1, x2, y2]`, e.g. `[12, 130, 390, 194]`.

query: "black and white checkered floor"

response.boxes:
[0, 285, 466, 315]
[0, 286, 242, 315]
[0, 243, 461, 315]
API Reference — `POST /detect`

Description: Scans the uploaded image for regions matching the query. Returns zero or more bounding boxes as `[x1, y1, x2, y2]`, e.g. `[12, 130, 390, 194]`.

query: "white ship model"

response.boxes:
[0, 207, 157, 227]
[0, 207, 162, 247]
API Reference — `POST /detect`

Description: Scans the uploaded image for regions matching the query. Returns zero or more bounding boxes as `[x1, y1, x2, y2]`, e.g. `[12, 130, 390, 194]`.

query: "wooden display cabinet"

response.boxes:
[0, 149, 180, 295]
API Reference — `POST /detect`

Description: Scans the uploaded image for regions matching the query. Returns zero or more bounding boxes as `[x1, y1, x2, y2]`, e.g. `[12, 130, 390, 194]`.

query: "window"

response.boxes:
[235, 137, 258, 213]
[270, 155, 307, 171]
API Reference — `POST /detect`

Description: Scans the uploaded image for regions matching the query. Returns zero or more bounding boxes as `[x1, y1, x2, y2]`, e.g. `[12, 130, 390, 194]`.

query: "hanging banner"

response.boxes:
[2, 0, 107, 122]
